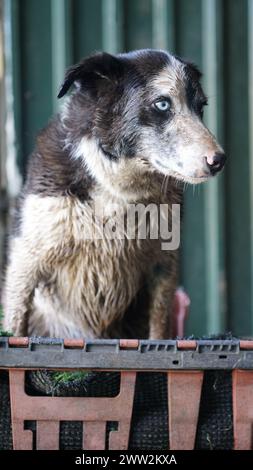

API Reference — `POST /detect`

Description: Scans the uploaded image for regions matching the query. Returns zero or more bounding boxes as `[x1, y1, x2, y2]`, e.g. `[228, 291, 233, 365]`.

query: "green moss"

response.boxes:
[0, 330, 13, 337]
[51, 371, 88, 384]
[0, 305, 13, 336]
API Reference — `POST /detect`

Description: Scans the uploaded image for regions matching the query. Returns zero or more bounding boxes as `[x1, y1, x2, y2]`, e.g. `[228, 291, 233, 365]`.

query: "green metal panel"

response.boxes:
[124, 0, 153, 51]
[2, 0, 253, 336]
[224, 0, 251, 335]
[72, 0, 103, 61]
[249, 0, 253, 334]
[19, 0, 53, 165]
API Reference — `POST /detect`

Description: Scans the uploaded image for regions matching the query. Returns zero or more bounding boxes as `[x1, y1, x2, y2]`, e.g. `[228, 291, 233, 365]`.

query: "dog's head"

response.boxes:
[58, 50, 226, 191]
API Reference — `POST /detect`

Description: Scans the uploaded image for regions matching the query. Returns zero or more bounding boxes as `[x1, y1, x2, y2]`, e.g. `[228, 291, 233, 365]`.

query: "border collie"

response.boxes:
[3, 50, 226, 339]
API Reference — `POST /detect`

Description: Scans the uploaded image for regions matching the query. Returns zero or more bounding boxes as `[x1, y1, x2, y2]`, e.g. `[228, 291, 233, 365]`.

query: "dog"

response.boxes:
[2, 49, 226, 339]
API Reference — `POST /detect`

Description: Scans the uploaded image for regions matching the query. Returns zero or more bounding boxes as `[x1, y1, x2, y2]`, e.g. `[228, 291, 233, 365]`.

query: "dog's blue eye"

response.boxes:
[154, 99, 171, 112]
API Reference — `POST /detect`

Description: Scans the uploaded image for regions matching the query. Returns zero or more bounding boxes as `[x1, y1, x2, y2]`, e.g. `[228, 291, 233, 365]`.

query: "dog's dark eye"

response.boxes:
[153, 98, 171, 113]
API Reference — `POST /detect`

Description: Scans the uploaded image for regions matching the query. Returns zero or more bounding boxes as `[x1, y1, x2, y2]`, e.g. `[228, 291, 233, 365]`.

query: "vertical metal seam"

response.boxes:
[0, 0, 6, 189]
[248, 0, 253, 333]
[151, 0, 170, 50]
[202, 0, 225, 333]
[102, 0, 123, 54]
[151, 0, 175, 51]
[3, 0, 22, 195]
[51, 0, 73, 112]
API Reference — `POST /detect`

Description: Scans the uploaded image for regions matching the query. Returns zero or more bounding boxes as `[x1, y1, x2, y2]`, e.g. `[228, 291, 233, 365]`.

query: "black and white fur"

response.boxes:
[2, 49, 226, 339]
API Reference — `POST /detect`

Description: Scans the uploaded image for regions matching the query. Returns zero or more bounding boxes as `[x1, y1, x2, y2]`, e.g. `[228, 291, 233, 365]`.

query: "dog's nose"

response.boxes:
[205, 152, 226, 175]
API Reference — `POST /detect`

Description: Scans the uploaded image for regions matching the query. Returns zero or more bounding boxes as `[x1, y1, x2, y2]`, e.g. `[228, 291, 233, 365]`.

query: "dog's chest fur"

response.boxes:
[24, 191, 162, 338]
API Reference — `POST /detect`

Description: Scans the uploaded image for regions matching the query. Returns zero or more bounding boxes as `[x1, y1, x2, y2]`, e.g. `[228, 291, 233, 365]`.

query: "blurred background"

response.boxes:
[0, 0, 252, 336]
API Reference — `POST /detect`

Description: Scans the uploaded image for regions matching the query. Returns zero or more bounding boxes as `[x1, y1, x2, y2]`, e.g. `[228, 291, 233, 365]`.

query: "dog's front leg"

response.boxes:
[2, 238, 41, 336]
[148, 255, 178, 340]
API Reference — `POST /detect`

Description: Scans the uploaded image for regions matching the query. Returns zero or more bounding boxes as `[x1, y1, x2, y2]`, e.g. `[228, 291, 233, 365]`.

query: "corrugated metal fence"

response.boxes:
[1, 0, 253, 336]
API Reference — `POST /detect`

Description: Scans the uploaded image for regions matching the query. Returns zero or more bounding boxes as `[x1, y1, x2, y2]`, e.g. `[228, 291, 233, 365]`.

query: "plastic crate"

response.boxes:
[0, 336, 253, 450]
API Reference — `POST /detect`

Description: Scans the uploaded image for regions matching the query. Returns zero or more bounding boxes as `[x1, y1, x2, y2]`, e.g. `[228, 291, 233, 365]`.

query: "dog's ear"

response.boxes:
[57, 52, 124, 98]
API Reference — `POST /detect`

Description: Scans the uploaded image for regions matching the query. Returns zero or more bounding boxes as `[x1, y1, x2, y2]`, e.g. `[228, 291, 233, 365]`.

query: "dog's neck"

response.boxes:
[33, 115, 181, 205]
[70, 136, 169, 203]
